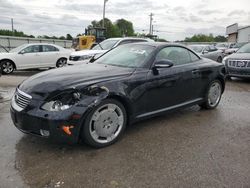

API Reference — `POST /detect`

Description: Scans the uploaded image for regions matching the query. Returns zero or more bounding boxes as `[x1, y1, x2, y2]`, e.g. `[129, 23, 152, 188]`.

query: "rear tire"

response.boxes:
[1, 60, 15, 74]
[56, 58, 67, 68]
[200, 80, 222, 109]
[81, 99, 127, 148]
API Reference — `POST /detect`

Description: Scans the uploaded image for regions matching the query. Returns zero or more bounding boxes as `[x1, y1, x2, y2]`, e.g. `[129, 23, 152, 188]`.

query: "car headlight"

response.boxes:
[79, 55, 92, 61]
[222, 57, 227, 65]
[41, 92, 81, 111]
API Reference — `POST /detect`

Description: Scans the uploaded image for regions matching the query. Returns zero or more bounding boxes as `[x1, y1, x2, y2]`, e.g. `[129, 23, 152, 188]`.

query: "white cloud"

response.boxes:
[0, 0, 249, 41]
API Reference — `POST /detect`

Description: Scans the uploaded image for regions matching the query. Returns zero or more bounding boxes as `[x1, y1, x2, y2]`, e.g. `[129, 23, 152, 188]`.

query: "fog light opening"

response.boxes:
[62, 126, 74, 135]
[40, 129, 50, 137]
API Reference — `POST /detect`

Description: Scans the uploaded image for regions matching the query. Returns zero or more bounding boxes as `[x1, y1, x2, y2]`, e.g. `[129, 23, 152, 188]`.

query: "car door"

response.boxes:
[39, 45, 60, 67]
[145, 46, 203, 113]
[15, 45, 42, 69]
[208, 45, 220, 61]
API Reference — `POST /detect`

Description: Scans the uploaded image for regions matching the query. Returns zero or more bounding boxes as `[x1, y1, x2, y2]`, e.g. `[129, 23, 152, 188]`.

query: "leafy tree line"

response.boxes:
[184, 34, 227, 42]
[88, 18, 135, 38]
[0, 29, 35, 38]
[0, 29, 73, 40]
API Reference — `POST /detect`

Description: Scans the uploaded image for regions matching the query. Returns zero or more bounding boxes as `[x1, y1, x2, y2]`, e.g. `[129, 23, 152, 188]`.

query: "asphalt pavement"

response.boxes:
[0, 71, 249, 188]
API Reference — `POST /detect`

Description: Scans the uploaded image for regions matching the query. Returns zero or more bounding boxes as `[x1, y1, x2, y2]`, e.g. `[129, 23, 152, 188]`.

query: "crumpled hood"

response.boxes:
[226, 53, 250, 60]
[19, 63, 134, 99]
[70, 49, 107, 56]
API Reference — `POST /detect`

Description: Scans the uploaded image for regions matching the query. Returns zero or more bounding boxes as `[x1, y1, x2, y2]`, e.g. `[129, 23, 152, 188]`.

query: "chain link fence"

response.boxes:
[0, 36, 72, 52]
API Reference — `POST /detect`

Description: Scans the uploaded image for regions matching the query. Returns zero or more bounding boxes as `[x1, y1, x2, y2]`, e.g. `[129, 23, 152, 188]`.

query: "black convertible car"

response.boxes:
[11, 43, 226, 148]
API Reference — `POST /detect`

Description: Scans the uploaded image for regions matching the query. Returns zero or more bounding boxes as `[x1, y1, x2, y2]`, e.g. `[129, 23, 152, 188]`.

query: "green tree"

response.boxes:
[115, 19, 134, 36]
[214, 35, 227, 42]
[66, 34, 73, 40]
[184, 34, 227, 42]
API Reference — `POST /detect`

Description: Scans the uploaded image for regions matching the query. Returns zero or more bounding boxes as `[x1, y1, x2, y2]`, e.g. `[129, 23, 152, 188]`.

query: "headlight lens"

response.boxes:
[79, 55, 92, 61]
[41, 92, 81, 111]
[222, 57, 227, 65]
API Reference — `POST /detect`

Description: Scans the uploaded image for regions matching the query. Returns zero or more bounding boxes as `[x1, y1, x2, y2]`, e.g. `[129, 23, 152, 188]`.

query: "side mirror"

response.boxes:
[203, 50, 209, 54]
[154, 60, 174, 69]
[19, 51, 25, 55]
[152, 60, 173, 75]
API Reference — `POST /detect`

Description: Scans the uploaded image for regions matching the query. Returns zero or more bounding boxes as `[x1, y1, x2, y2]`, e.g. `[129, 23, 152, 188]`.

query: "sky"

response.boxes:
[0, 0, 250, 41]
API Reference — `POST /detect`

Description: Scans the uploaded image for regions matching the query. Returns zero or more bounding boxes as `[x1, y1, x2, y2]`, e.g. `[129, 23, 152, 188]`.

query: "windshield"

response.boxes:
[9, 44, 27, 53]
[95, 44, 155, 68]
[92, 39, 119, 50]
[233, 43, 246, 48]
[237, 43, 250, 53]
[189, 46, 204, 53]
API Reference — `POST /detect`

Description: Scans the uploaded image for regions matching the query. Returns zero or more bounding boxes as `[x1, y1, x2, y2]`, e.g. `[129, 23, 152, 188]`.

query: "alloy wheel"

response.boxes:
[2, 61, 14, 74]
[89, 103, 125, 144]
[208, 82, 221, 107]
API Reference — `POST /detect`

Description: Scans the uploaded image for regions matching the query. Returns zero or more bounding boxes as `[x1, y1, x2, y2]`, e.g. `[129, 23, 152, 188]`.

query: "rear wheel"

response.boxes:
[81, 99, 127, 148]
[56, 58, 67, 68]
[200, 80, 222, 109]
[1, 60, 15, 74]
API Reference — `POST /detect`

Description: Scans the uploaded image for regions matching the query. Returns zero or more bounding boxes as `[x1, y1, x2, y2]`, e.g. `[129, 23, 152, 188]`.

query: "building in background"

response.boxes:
[226, 23, 250, 43]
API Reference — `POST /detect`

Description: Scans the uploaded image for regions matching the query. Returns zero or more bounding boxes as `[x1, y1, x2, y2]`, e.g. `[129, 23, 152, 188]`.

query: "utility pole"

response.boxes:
[11, 18, 14, 36]
[103, 0, 108, 28]
[149, 13, 154, 35]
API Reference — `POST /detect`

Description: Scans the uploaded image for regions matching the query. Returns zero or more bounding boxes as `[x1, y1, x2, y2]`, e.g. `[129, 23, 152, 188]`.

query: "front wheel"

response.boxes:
[81, 99, 127, 148]
[200, 80, 222, 109]
[1, 60, 15, 74]
[56, 58, 67, 68]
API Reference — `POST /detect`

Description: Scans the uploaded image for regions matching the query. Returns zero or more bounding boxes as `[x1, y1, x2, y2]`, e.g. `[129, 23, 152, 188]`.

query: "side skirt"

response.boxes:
[135, 98, 203, 119]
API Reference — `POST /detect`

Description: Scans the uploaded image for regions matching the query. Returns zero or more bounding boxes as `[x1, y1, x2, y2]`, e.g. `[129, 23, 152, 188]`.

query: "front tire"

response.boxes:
[1, 60, 15, 74]
[200, 80, 222, 109]
[81, 99, 127, 148]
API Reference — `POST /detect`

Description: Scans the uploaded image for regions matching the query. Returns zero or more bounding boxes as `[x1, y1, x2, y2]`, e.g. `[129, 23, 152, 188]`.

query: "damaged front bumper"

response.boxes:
[10, 100, 89, 144]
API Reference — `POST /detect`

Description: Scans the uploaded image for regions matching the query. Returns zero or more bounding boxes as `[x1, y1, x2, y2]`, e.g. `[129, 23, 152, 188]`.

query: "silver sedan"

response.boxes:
[189, 45, 224, 63]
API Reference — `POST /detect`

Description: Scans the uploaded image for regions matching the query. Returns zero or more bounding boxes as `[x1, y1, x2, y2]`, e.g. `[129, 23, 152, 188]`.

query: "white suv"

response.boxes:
[68, 38, 154, 65]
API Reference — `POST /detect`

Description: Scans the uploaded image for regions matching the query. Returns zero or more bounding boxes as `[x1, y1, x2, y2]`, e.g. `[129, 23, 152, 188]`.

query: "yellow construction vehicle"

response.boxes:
[72, 27, 106, 51]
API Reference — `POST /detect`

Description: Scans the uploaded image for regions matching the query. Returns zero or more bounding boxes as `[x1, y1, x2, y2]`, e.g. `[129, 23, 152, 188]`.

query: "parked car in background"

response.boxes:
[0, 43, 71, 74]
[224, 43, 247, 55]
[223, 43, 250, 79]
[189, 44, 224, 62]
[11, 42, 226, 148]
[68, 38, 154, 65]
[215, 43, 235, 54]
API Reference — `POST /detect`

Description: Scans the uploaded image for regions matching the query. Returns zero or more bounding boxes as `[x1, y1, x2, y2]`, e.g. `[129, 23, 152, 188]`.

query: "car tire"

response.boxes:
[81, 99, 127, 148]
[217, 56, 222, 63]
[1, 60, 15, 74]
[56, 58, 67, 68]
[200, 80, 222, 109]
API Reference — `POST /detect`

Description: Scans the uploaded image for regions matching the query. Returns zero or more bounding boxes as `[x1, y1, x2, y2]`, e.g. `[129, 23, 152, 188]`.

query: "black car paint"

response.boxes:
[10, 43, 226, 143]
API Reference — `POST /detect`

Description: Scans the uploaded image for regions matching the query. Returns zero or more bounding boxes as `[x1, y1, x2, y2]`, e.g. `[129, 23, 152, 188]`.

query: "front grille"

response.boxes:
[69, 56, 80, 61]
[228, 60, 250, 69]
[14, 89, 32, 110]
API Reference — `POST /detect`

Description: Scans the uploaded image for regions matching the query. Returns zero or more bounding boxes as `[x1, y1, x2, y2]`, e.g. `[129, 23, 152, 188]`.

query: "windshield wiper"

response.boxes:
[97, 43, 103, 50]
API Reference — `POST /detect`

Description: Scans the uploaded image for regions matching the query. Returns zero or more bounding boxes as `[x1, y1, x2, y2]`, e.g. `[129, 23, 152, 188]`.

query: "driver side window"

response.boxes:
[155, 47, 197, 66]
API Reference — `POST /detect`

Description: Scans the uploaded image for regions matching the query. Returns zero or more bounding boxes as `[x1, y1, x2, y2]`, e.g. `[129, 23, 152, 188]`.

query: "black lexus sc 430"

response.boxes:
[11, 43, 226, 148]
